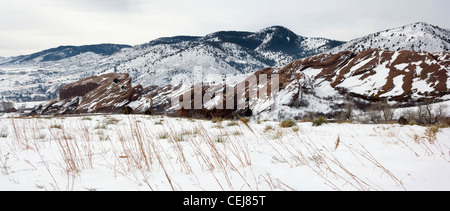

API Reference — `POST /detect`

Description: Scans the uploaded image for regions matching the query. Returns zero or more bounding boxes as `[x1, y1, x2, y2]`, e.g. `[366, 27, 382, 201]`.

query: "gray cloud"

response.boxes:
[66, 0, 144, 12]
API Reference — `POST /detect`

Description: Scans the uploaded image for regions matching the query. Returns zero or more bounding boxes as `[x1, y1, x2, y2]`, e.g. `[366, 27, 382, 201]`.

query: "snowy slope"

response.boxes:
[2, 22, 449, 106]
[0, 26, 343, 102]
[328, 22, 450, 54]
[34, 49, 449, 121]
[3, 44, 132, 64]
[0, 115, 449, 191]
[115, 26, 344, 87]
[157, 49, 450, 120]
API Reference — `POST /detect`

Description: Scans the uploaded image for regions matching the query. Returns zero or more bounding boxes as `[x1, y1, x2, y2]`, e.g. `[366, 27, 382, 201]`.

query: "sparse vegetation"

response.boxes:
[211, 117, 224, 123]
[215, 136, 227, 143]
[232, 131, 242, 136]
[268, 129, 284, 140]
[105, 117, 120, 125]
[123, 106, 133, 115]
[94, 123, 107, 130]
[0, 113, 448, 191]
[366, 100, 394, 123]
[416, 102, 447, 125]
[264, 125, 274, 133]
[226, 121, 239, 127]
[312, 116, 327, 126]
[280, 120, 296, 128]
[172, 133, 185, 142]
[0, 126, 8, 138]
[49, 124, 62, 129]
[157, 132, 169, 140]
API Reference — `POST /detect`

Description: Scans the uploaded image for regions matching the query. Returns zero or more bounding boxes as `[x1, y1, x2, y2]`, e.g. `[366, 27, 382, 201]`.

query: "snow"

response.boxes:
[380, 75, 405, 97]
[349, 57, 374, 73]
[338, 61, 391, 96]
[394, 63, 409, 71]
[314, 80, 339, 98]
[327, 22, 450, 54]
[411, 78, 435, 94]
[1, 115, 449, 191]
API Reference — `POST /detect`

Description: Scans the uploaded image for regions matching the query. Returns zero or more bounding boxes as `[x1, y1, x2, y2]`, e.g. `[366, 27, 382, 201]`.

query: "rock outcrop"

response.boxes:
[292, 49, 450, 101]
[38, 73, 142, 115]
[36, 49, 449, 119]
[142, 49, 450, 119]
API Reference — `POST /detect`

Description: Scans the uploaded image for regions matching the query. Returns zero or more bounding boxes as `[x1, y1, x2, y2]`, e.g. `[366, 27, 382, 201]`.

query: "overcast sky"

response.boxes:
[0, 0, 449, 57]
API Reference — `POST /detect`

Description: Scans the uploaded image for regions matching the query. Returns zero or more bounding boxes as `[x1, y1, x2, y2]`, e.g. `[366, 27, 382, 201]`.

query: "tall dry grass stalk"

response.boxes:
[5, 115, 432, 191]
[334, 135, 341, 151]
[236, 113, 254, 134]
[165, 120, 193, 174]
[11, 118, 32, 150]
[291, 124, 386, 191]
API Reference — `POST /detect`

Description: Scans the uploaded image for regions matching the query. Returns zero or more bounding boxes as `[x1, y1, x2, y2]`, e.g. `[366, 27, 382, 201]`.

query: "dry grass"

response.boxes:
[334, 135, 341, 151]
[2, 115, 447, 191]
[280, 120, 296, 128]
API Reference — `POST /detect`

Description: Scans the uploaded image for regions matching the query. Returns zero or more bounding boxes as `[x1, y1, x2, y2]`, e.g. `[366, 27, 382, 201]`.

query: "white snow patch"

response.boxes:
[394, 63, 409, 70]
[380, 75, 405, 97]
[0, 116, 449, 191]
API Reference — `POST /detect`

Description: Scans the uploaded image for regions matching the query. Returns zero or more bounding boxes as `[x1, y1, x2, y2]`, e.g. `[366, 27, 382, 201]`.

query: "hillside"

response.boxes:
[0, 26, 344, 102]
[327, 22, 450, 54]
[1, 44, 132, 64]
[114, 26, 344, 87]
[1, 22, 449, 107]
[35, 49, 450, 122]
[164, 49, 450, 120]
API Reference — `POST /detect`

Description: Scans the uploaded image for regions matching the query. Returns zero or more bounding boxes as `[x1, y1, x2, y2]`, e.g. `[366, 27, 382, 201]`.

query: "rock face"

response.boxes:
[294, 49, 450, 101]
[136, 48, 450, 119]
[39, 73, 142, 115]
[36, 49, 449, 119]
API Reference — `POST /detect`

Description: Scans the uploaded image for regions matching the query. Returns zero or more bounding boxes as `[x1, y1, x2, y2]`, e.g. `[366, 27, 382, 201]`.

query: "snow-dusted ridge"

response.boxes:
[0, 26, 344, 102]
[1, 22, 449, 107]
[327, 22, 450, 54]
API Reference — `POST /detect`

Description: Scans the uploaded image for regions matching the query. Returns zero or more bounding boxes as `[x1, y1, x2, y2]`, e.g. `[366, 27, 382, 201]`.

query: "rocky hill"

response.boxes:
[327, 22, 450, 54]
[113, 26, 344, 87]
[1, 44, 132, 64]
[0, 26, 344, 102]
[36, 49, 450, 120]
[3, 22, 450, 115]
[38, 73, 142, 115]
[161, 49, 450, 120]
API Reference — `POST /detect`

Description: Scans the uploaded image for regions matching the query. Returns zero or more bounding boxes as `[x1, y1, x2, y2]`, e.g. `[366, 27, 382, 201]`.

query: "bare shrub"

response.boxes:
[366, 100, 395, 123]
[338, 101, 355, 122]
[0, 101, 14, 111]
[416, 102, 447, 125]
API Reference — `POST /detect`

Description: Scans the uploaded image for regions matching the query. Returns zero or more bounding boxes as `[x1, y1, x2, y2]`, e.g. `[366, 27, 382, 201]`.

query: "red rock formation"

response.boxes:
[163, 49, 449, 118]
[37, 49, 449, 117]
[39, 73, 142, 114]
[286, 49, 450, 101]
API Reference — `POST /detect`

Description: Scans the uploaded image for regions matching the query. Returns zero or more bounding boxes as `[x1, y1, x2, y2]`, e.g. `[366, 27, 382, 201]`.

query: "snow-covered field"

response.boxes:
[0, 115, 449, 191]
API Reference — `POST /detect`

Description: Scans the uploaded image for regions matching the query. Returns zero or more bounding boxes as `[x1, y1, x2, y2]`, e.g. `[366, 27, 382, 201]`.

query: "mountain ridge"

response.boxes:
[0, 25, 344, 102]
[1, 22, 449, 105]
[35, 48, 450, 119]
[1, 44, 132, 65]
[327, 22, 450, 54]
